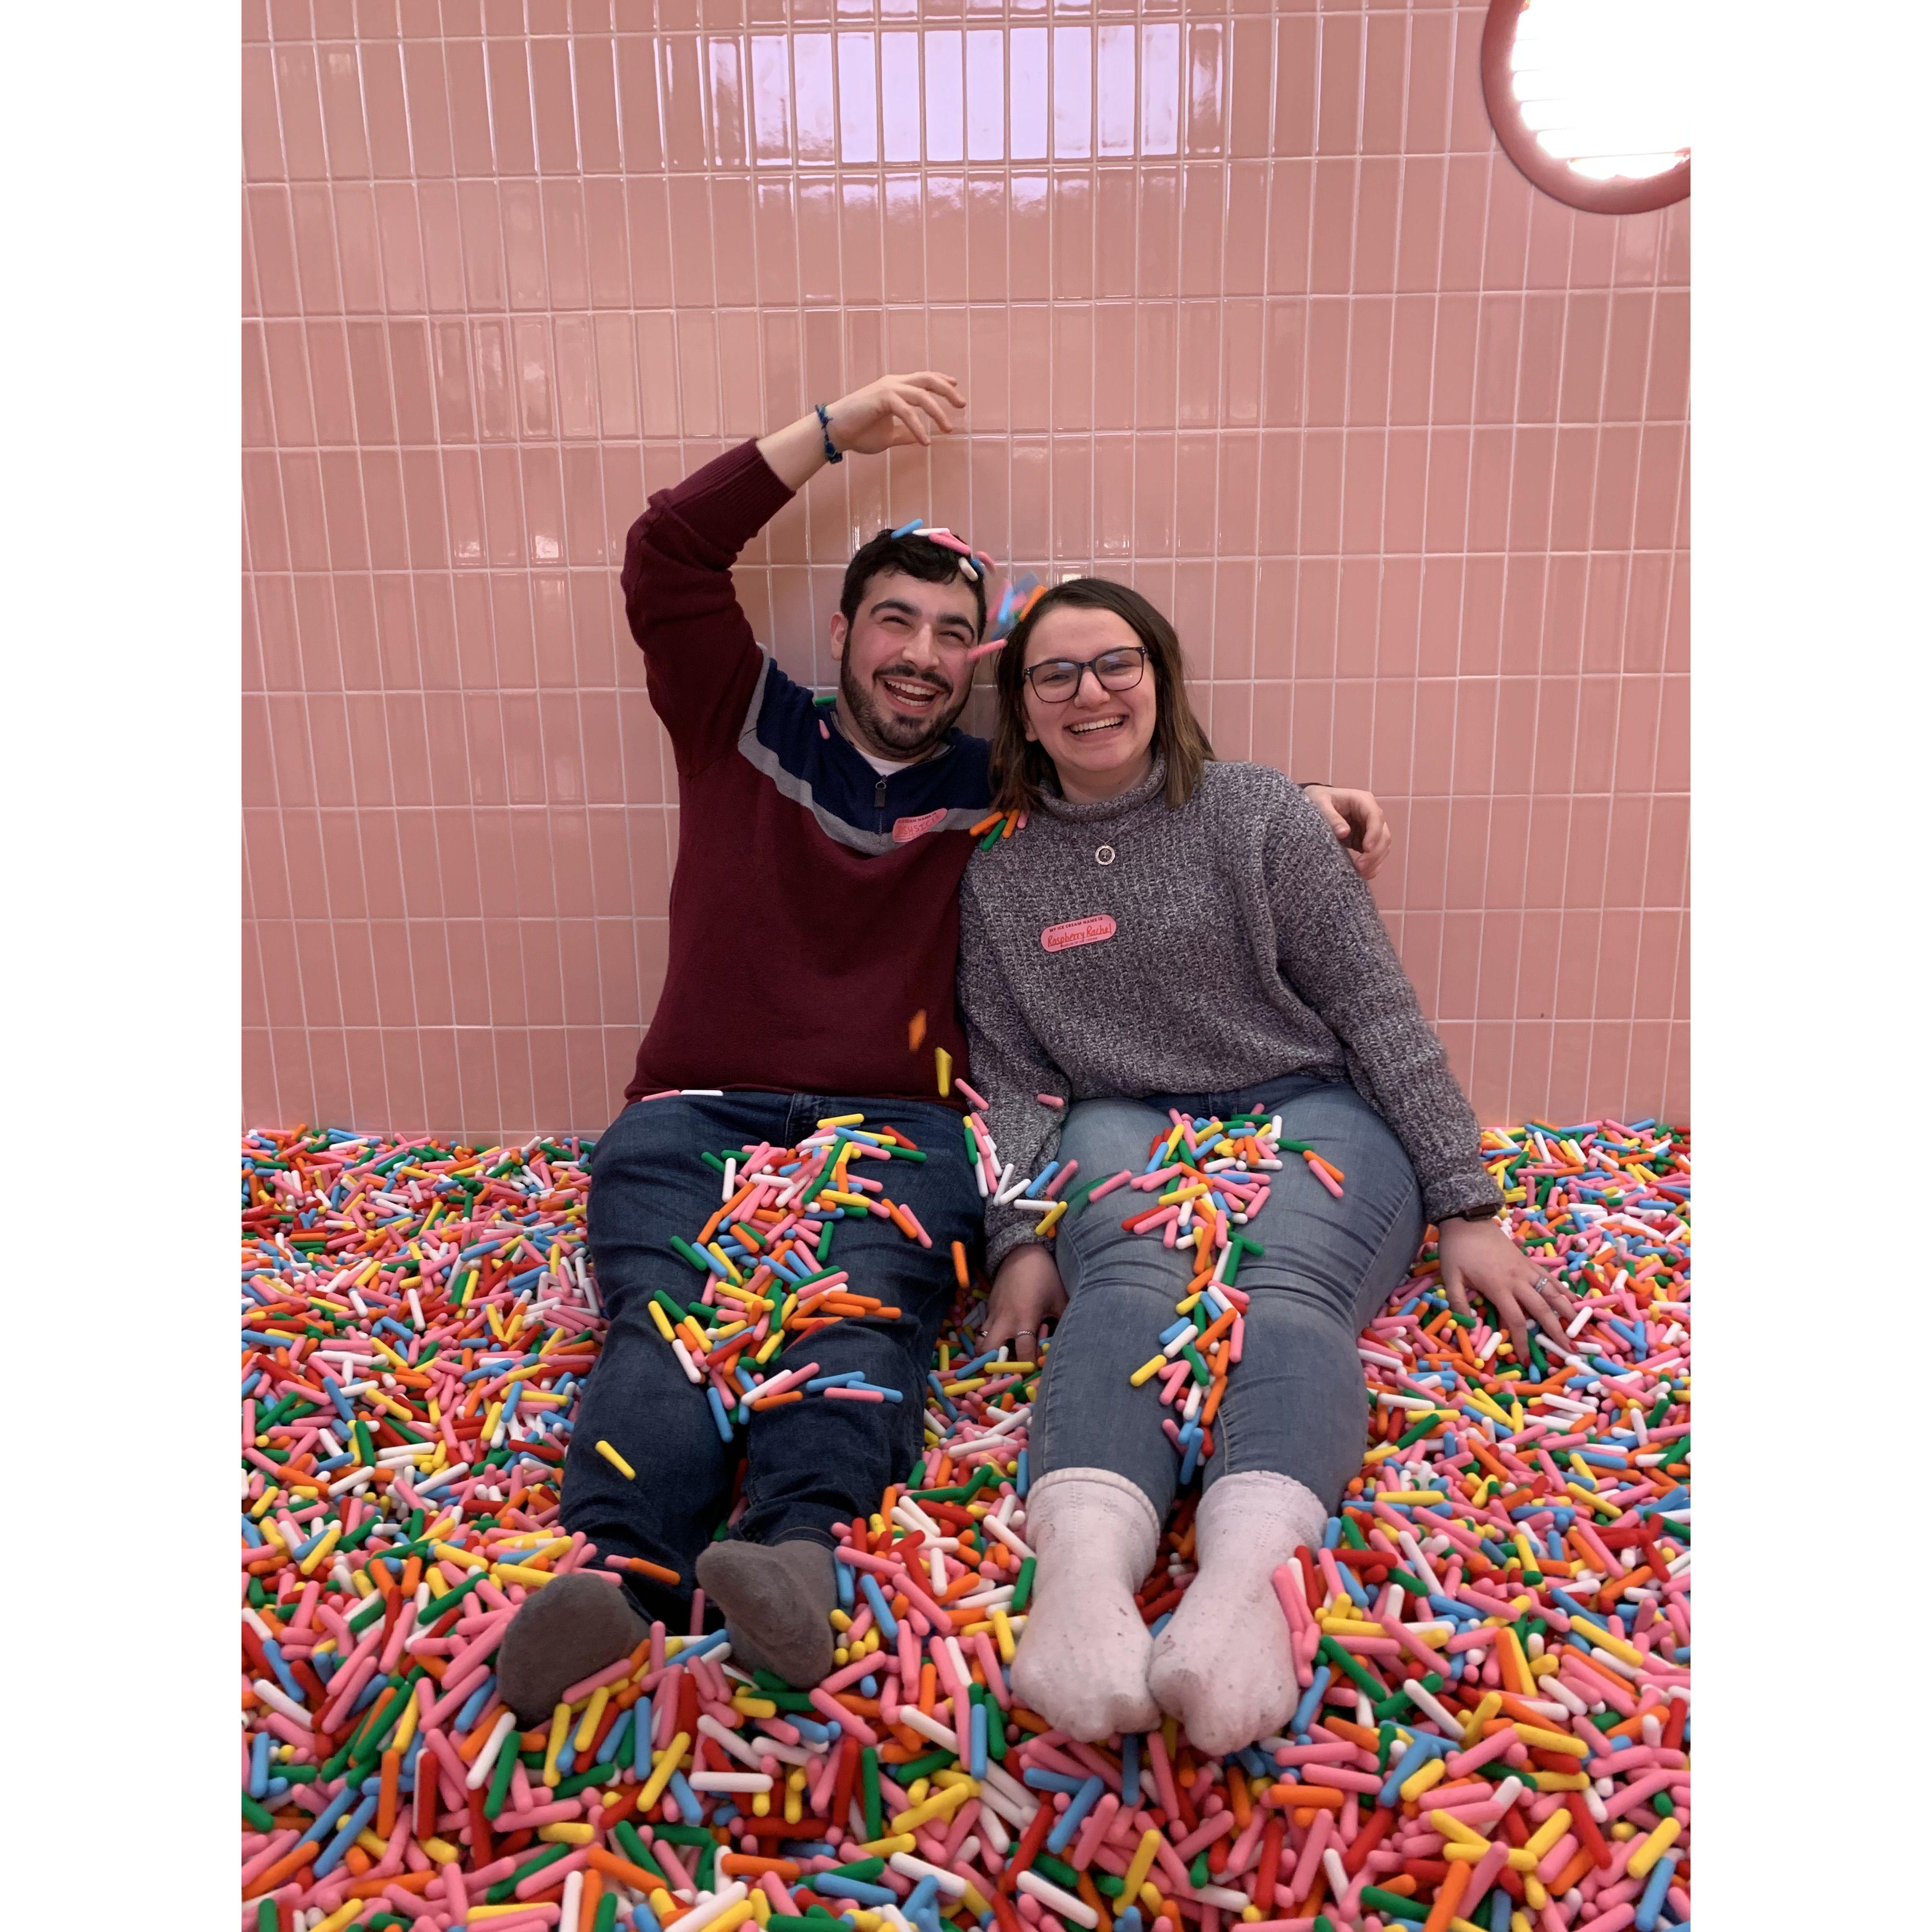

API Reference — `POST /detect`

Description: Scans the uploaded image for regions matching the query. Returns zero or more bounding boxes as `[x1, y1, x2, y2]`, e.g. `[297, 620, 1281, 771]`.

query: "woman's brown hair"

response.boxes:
[987, 576, 1215, 815]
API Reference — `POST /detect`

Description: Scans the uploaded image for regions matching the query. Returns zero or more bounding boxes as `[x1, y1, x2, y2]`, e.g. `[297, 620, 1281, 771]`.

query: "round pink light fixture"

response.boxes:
[1482, 0, 1690, 215]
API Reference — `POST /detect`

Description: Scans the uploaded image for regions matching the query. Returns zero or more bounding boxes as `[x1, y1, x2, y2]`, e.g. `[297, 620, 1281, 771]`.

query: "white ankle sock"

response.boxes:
[1010, 1468, 1163, 1742]
[1147, 1469, 1328, 1755]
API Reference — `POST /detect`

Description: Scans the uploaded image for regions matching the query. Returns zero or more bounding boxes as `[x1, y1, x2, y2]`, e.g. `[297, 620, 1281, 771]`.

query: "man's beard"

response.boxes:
[839, 657, 967, 758]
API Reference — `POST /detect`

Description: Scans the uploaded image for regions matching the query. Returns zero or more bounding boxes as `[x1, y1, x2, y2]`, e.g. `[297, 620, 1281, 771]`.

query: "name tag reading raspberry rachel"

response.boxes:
[891, 808, 948, 844]
[1041, 914, 1117, 953]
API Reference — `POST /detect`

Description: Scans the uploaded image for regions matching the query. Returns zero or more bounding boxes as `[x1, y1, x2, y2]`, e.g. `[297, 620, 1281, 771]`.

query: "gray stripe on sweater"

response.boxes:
[733, 650, 990, 856]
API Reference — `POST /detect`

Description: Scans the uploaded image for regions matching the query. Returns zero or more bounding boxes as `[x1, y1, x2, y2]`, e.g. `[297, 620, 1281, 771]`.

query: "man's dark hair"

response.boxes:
[839, 529, 988, 639]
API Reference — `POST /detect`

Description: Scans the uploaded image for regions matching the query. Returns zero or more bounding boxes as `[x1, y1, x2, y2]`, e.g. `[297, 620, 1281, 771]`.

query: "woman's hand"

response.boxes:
[1436, 1215, 1579, 1368]
[1304, 785, 1392, 880]
[980, 1244, 1068, 1366]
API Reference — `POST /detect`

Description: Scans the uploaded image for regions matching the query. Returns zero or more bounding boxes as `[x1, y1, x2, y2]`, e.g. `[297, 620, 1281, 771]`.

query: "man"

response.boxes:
[495, 371, 1393, 1721]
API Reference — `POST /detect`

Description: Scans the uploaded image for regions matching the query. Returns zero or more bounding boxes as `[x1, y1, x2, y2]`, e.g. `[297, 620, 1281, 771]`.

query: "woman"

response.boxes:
[956, 578, 1575, 1753]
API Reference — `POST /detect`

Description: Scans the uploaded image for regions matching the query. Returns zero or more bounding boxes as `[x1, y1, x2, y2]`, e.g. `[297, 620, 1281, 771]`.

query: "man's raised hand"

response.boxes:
[757, 372, 966, 489]
[825, 372, 967, 456]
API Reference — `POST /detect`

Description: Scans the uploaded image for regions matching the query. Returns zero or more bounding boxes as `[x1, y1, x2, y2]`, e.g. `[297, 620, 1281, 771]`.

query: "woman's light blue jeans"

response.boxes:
[1031, 1073, 1426, 1518]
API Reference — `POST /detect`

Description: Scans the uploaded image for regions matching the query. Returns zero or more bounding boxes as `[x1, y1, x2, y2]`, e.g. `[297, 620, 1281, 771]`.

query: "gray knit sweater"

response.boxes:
[956, 756, 1502, 1269]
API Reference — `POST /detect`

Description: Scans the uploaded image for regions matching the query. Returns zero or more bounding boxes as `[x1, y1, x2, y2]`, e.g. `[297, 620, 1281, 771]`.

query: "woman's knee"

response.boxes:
[1060, 1243, 1182, 1314]
[1235, 1170, 1423, 1324]
[1233, 1279, 1372, 1389]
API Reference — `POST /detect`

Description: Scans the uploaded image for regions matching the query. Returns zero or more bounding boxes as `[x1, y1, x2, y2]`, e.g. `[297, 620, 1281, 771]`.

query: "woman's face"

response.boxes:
[1020, 604, 1161, 804]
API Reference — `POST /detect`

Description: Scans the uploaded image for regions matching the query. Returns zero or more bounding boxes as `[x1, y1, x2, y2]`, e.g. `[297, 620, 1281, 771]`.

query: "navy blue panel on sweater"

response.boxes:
[743, 651, 995, 851]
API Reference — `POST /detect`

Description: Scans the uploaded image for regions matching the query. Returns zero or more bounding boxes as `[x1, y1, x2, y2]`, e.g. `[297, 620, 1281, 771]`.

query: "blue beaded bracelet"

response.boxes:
[815, 401, 842, 464]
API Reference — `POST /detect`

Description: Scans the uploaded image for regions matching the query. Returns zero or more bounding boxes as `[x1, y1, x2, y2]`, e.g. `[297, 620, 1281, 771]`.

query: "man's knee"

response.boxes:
[798, 1316, 929, 1395]
[578, 1328, 723, 1463]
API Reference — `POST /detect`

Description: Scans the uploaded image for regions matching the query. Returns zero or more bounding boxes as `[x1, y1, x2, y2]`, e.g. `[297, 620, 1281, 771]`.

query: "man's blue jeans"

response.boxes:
[561, 1091, 983, 1628]
[1032, 1074, 1426, 1519]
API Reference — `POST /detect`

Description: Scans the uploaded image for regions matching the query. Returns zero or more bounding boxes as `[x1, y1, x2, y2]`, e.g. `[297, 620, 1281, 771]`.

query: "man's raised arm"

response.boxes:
[621, 373, 966, 773]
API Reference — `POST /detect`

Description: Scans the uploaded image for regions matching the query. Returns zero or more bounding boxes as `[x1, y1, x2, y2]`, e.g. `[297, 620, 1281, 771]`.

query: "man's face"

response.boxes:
[829, 568, 981, 759]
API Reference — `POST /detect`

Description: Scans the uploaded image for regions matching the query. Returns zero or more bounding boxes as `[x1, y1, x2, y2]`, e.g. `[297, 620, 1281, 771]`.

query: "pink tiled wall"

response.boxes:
[242, 0, 1689, 1142]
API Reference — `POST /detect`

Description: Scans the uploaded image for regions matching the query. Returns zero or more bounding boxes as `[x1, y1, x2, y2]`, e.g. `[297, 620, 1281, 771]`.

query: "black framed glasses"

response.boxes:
[1023, 644, 1149, 704]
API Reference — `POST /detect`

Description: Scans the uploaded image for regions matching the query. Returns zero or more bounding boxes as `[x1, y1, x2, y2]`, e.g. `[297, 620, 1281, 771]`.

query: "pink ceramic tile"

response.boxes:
[1633, 425, 1686, 550]
[1210, 432, 1256, 558]
[1242, 157, 1298, 297]
[247, 186, 301, 317]
[1215, 164, 1266, 299]
[482, 38, 538, 173]
[1497, 555, 1545, 674]
[1179, 166, 1224, 298]
[1544, 1022, 1593, 1126]
[260, 323, 316, 447]
[1330, 672, 1374, 780]
[1480, 161, 1531, 291]
[1613, 208, 1662, 288]
[1307, 161, 1355, 296]
[1393, 157, 1445, 297]
[1334, 429, 1382, 558]
[1353, 158, 1400, 296]
[1434, 911, 1482, 1023]
[1492, 679, 1538, 794]
[300, 323, 353, 444]
[1661, 198, 1691, 287]
[1507, 425, 1554, 554]
[1645, 794, 1690, 906]
[1436, 157, 1488, 293]
[1311, 11, 1361, 157]
[398, 44, 456, 179]
[1523, 192, 1572, 292]
[1594, 291, 1650, 423]
[1356, 11, 1404, 154]
[1654, 680, 1684, 792]
[273, 44, 332, 182]
[1472, 296, 1521, 424]
[1516, 908, 1563, 1017]
[1621, 1019, 1671, 1115]
[1430, 295, 1479, 424]
[1465, 426, 1511, 553]
[1176, 300, 1221, 426]
[1591, 425, 1642, 551]
[1599, 788, 1646, 908]
[1517, 293, 1564, 423]
[1383, 298, 1431, 429]
[243, 49, 286, 184]
[542, 179, 595, 308]
[1345, 297, 1392, 426]
[1475, 912, 1523, 1023]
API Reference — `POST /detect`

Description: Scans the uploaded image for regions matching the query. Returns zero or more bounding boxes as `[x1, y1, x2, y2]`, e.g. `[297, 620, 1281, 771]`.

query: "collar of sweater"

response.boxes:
[1036, 751, 1170, 827]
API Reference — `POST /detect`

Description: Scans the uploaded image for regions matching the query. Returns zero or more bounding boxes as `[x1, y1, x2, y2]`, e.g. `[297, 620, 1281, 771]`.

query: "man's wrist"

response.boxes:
[814, 401, 843, 464]
[756, 410, 840, 492]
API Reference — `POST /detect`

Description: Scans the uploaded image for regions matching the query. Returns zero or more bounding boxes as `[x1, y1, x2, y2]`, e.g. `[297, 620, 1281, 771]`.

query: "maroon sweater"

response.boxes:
[621, 441, 997, 1105]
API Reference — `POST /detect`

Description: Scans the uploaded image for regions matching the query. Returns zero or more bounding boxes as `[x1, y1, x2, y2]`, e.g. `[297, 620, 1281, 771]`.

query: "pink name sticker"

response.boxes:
[892, 809, 948, 845]
[1041, 914, 1117, 953]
